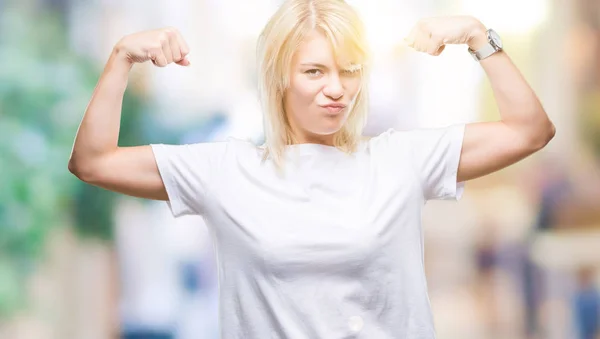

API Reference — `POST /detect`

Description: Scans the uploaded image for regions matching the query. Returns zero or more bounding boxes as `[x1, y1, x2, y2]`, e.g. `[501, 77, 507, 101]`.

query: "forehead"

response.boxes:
[293, 29, 354, 67]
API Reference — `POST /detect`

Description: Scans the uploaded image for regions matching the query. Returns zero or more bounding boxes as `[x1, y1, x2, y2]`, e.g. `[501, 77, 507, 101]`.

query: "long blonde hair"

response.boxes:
[256, 0, 371, 171]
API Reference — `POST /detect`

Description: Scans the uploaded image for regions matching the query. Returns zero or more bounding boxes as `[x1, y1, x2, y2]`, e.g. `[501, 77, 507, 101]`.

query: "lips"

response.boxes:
[320, 104, 347, 114]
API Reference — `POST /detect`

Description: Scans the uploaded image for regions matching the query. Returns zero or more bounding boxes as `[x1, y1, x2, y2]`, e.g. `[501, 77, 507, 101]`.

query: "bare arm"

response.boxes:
[68, 27, 190, 200]
[405, 16, 555, 183]
[458, 48, 555, 182]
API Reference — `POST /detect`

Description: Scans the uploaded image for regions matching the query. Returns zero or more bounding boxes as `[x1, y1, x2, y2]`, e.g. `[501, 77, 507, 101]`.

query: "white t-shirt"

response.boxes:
[151, 123, 466, 339]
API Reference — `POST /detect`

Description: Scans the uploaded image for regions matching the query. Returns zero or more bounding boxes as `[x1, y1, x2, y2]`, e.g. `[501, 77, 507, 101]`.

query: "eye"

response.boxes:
[342, 66, 362, 76]
[305, 69, 323, 77]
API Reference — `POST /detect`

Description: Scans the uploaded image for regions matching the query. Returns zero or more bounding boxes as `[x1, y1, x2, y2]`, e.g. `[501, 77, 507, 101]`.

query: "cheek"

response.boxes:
[288, 77, 322, 111]
[295, 78, 321, 101]
[344, 77, 362, 99]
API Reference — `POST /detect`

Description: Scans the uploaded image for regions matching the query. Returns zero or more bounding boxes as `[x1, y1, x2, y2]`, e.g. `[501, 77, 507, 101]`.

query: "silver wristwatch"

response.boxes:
[468, 28, 503, 61]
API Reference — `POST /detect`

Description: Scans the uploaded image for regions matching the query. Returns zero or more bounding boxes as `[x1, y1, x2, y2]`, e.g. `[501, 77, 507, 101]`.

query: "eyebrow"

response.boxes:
[300, 62, 329, 69]
[300, 62, 361, 71]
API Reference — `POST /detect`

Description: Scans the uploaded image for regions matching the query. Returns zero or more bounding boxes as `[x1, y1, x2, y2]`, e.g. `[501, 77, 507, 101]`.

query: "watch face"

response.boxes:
[489, 29, 503, 49]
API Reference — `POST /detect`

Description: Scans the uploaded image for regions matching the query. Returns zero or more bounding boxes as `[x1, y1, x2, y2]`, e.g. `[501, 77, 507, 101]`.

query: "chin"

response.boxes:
[313, 120, 345, 135]
[301, 112, 348, 136]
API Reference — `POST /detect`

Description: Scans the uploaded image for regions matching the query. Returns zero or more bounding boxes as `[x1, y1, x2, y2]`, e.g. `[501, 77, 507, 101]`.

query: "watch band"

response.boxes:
[469, 43, 497, 61]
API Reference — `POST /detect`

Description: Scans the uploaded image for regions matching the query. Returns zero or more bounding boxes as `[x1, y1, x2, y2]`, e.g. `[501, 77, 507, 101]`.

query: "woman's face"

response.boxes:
[284, 29, 362, 145]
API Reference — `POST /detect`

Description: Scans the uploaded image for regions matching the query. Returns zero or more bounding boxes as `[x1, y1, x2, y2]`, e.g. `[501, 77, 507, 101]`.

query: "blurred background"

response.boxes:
[1, 0, 599, 338]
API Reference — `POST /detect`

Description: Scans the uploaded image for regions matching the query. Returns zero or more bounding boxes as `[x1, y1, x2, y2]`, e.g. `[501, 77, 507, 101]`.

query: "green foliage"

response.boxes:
[0, 5, 146, 316]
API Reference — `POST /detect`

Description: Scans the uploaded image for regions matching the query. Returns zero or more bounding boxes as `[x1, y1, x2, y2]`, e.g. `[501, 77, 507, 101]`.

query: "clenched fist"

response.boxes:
[404, 16, 487, 56]
[114, 27, 190, 67]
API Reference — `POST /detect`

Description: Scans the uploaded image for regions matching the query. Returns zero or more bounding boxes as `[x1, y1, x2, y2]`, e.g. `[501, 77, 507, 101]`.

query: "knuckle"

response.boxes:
[430, 32, 443, 41]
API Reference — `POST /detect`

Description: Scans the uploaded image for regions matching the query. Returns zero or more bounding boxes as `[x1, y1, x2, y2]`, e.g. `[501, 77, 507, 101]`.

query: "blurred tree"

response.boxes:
[576, 0, 600, 159]
[580, 92, 600, 159]
[0, 4, 148, 316]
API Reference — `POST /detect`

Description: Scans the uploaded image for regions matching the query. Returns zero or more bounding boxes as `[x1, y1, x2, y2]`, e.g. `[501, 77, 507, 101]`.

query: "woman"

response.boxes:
[69, 0, 555, 338]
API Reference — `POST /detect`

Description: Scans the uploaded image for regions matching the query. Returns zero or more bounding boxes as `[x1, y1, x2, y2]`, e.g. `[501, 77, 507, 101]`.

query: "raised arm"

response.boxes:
[68, 27, 191, 200]
[405, 16, 555, 182]
[457, 47, 555, 182]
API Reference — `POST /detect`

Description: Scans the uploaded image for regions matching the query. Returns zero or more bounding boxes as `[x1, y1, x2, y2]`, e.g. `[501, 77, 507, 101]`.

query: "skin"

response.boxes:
[68, 15, 556, 202]
[68, 27, 189, 201]
[283, 29, 362, 146]
[405, 15, 556, 183]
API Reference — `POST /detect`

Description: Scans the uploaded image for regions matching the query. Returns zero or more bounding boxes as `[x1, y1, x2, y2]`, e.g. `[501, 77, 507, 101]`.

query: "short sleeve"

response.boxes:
[150, 141, 228, 218]
[386, 124, 466, 201]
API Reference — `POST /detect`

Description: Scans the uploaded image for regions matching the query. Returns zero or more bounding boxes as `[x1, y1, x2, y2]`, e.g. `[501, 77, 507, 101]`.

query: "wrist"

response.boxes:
[467, 23, 488, 50]
[106, 46, 134, 74]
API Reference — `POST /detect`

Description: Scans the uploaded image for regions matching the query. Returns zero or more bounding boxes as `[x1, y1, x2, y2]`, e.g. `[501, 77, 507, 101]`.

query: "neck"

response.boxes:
[288, 129, 335, 146]
[285, 117, 335, 146]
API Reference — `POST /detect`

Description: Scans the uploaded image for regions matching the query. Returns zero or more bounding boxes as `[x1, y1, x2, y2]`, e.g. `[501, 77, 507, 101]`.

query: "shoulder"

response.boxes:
[366, 124, 465, 148]
[219, 136, 267, 160]
[222, 136, 260, 149]
[167, 137, 262, 164]
[364, 128, 413, 150]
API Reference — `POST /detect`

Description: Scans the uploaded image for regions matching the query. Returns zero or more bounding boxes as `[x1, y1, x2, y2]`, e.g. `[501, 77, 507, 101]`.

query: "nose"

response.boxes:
[323, 74, 344, 100]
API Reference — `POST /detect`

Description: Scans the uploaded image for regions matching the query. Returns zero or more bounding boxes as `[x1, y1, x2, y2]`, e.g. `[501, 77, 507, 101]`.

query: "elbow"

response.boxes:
[68, 158, 86, 181]
[531, 119, 556, 151]
[69, 148, 115, 183]
[68, 157, 96, 183]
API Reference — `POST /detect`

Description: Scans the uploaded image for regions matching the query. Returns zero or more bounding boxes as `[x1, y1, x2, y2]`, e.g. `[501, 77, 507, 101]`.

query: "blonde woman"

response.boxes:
[69, 0, 555, 337]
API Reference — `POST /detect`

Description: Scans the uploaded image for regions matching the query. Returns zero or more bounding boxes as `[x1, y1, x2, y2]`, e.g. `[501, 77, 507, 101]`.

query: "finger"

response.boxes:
[426, 33, 445, 55]
[160, 33, 174, 64]
[149, 47, 168, 67]
[429, 44, 446, 56]
[414, 29, 429, 52]
[413, 19, 431, 51]
[175, 31, 190, 57]
[436, 44, 446, 56]
[166, 30, 182, 62]
[175, 57, 191, 66]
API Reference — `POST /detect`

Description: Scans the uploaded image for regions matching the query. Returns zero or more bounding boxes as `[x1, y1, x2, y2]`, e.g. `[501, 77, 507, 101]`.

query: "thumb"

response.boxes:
[431, 44, 446, 56]
[176, 57, 190, 66]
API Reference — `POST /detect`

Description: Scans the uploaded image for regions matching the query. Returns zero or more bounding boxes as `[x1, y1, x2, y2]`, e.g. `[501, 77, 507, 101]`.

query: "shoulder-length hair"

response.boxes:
[256, 0, 371, 171]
